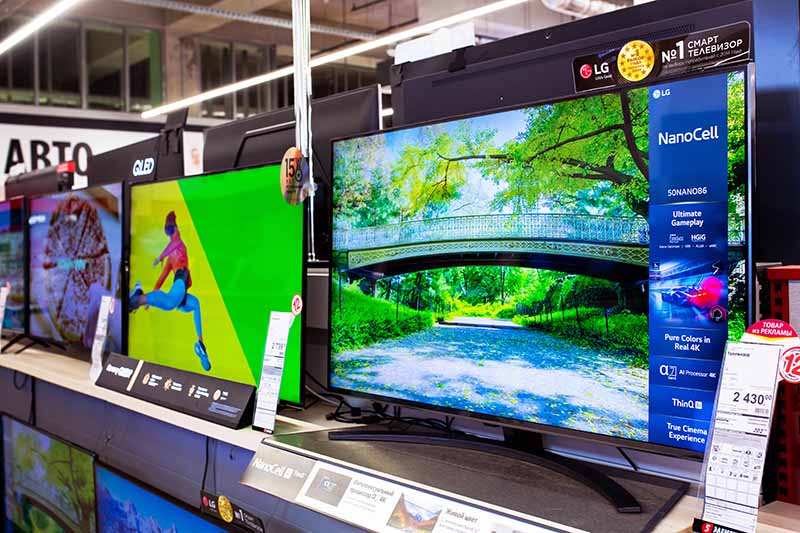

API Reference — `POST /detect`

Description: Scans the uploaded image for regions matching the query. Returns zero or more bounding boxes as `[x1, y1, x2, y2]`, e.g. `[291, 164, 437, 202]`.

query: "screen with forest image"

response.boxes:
[2, 417, 96, 533]
[331, 69, 748, 452]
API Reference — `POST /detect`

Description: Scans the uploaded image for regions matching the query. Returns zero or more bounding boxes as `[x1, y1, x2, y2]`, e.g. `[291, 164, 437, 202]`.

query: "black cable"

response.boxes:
[12, 371, 27, 390]
[28, 377, 35, 425]
[201, 436, 210, 496]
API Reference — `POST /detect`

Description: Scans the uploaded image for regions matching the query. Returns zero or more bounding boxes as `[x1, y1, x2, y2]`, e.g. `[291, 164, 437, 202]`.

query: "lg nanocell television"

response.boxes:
[95, 465, 227, 533]
[28, 184, 123, 354]
[2, 417, 97, 533]
[127, 164, 304, 403]
[330, 67, 753, 455]
[0, 198, 25, 333]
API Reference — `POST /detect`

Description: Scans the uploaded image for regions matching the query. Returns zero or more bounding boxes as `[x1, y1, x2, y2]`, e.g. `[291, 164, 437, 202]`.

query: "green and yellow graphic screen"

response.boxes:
[128, 165, 303, 403]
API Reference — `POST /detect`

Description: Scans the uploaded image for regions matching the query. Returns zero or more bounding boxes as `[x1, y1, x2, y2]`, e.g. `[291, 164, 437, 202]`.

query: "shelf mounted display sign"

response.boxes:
[573, 22, 750, 93]
[95, 354, 256, 429]
[240, 441, 571, 533]
[691, 320, 796, 533]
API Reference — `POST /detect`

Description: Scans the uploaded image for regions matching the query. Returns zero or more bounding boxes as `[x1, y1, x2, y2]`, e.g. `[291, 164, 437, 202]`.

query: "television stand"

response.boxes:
[1, 334, 53, 354]
[328, 426, 642, 514]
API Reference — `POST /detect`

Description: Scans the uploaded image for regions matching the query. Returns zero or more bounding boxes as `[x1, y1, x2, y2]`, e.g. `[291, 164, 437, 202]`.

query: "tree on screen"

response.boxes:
[13, 430, 95, 533]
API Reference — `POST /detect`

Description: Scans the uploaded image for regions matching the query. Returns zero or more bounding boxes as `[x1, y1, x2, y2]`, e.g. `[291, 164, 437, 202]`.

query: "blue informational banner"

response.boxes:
[648, 72, 731, 448]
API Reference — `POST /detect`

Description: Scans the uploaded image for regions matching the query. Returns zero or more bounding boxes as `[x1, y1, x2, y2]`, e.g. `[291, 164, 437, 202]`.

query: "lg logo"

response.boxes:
[579, 62, 610, 79]
[132, 157, 155, 177]
[652, 88, 671, 100]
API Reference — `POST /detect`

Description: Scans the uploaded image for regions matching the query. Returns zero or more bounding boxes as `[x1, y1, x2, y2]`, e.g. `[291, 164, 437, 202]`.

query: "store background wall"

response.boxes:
[752, 0, 800, 263]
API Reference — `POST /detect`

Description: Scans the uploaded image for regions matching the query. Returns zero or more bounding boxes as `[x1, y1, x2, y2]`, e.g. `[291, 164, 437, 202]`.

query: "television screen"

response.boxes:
[330, 69, 749, 453]
[28, 184, 123, 353]
[0, 198, 25, 332]
[2, 417, 96, 533]
[127, 165, 304, 403]
[96, 465, 227, 533]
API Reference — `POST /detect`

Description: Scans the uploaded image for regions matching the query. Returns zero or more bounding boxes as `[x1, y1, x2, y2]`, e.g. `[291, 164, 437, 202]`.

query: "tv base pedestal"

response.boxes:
[328, 427, 642, 513]
[2, 334, 54, 354]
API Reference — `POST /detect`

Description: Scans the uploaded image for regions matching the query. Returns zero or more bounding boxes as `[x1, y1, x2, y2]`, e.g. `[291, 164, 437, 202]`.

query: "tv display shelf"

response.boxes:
[1, 349, 798, 533]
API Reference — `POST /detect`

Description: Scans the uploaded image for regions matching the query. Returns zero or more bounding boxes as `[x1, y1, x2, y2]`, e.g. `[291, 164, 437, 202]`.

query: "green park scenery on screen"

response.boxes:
[127, 165, 304, 403]
[331, 71, 747, 443]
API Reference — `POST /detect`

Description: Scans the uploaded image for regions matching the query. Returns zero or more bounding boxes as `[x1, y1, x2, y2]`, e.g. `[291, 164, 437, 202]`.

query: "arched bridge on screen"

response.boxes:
[17, 482, 82, 532]
[333, 213, 746, 281]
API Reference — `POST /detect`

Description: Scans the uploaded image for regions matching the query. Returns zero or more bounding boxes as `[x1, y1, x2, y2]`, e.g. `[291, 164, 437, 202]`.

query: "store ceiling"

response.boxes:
[6, 0, 638, 67]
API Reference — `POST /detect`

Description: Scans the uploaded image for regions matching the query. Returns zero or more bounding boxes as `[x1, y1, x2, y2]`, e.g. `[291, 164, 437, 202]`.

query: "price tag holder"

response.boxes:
[253, 311, 295, 433]
[694, 341, 782, 533]
[90, 295, 114, 384]
[0, 284, 9, 342]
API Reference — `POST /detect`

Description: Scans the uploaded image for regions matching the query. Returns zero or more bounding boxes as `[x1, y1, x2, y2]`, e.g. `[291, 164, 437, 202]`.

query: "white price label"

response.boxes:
[0, 284, 9, 342]
[253, 311, 295, 433]
[89, 296, 114, 383]
[701, 342, 782, 533]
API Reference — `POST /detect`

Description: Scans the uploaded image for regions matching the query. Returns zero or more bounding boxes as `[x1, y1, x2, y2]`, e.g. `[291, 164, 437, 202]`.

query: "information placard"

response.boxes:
[241, 442, 572, 533]
[0, 284, 9, 341]
[90, 295, 114, 383]
[694, 342, 782, 533]
[253, 311, 295, 433]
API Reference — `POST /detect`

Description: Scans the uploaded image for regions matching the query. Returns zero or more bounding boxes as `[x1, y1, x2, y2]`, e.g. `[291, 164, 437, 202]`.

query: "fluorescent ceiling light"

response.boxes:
[0, 0, 87, 57]
[142, 0, 529, 119]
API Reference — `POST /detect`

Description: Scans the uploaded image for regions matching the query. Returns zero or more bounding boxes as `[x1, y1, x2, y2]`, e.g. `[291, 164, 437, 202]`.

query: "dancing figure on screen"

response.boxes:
[129, 211, 211, 371]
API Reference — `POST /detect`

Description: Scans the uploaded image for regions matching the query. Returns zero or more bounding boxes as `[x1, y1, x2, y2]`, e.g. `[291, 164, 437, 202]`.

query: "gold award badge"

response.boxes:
[217, 495, 234, 523]
[617, 40, 655, 82]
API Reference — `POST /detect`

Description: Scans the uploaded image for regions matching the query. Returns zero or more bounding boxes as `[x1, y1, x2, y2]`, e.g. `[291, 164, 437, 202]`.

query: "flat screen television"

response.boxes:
[330, 67, 752, 455]
[127, 164, 305, 404]
[28, 184, 123, 354]
[95, 464, 227, 533]
[2, 417, 97, 533]
[0, 198, 25, 334]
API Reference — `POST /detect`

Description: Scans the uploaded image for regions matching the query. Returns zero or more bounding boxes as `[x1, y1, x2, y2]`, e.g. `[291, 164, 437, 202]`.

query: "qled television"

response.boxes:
[95, 465, 227, 533]
[127, 164, 304, 403]
[28, 184, 123, 353]
[2, 417, 96, 533]
[330, 67, 752, 454]
[0, 198, 25, 333]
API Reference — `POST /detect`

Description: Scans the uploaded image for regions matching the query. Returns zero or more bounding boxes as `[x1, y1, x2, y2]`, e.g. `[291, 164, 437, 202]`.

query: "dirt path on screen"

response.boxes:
[332, 318, 648, 441]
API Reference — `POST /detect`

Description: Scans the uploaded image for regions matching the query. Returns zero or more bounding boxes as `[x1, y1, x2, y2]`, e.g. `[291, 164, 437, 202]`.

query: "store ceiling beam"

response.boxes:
[0, 0, 35, 21]
[120, 0, 375, 40]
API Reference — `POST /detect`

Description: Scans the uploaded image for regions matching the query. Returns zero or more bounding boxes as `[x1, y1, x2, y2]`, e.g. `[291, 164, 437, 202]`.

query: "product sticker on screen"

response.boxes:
[128, 164, 304, 404]
[28, 184, 123, 354]
[330, 67, 750, 453]
[2, 417, 97, 533]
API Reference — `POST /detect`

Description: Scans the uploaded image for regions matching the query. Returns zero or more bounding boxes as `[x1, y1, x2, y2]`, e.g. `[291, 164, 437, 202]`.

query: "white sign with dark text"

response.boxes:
[0, 122, 155, 187]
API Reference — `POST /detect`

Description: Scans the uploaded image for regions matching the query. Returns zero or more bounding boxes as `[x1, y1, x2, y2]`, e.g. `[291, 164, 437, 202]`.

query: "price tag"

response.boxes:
[90, 296, 114, 384]
[0, 283, 9, 341]
[699, 342, 782, 533]
[253, 311, 295, 433]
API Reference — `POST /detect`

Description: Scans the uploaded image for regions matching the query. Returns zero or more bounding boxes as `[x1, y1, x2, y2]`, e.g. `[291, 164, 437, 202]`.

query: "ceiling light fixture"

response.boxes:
[0, 0, 87, 57]
[142, 0, 529, 119]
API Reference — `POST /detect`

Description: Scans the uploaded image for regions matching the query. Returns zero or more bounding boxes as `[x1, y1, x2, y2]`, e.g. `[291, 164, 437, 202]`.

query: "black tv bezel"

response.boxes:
[125, 162, 308, 407]
[327, 63, 755, 460]
[0, 196, 28, 337]
[93, 462, 235, 533]
[25, 183, 125, 358]
[0, 414, 99, 532]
